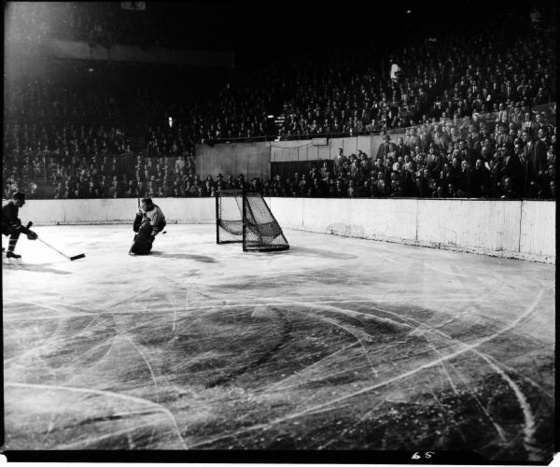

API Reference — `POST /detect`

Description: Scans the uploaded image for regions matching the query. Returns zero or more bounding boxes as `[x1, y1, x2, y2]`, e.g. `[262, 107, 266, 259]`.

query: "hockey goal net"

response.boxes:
[216, 190, 289, 252]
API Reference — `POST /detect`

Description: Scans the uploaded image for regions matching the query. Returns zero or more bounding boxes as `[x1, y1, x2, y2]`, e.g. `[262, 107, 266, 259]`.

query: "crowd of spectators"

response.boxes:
[2, 121, 199, 200]
[4, 105, 555, 201]
[163, 104, 556, 200]
[273, 17, 555, 140]
[2, 2, 556, 201]
[122, 4, 556, 149]
[266, 110, 555, 199]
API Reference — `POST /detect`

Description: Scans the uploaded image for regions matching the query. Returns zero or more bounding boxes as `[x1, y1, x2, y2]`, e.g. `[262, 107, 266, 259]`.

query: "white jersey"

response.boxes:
[137, 204, 165, 231]
[390, 63, 401, 80]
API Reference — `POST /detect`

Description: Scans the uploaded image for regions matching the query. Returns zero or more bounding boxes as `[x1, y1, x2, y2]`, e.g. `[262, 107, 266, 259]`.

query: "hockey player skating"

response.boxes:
[129, 197, 167, 255]
[2, 192, 39, 259]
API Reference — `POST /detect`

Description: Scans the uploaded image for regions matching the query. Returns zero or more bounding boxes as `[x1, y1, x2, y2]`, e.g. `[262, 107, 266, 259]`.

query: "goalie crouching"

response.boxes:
[130, 198, 166, 255]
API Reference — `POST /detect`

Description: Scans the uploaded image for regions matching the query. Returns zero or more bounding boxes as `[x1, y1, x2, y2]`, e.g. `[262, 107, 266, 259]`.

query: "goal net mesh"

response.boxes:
[216, 190, 289, 252]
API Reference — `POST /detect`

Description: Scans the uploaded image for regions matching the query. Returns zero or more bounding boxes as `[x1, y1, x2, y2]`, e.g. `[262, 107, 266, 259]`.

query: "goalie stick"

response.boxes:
[28, 222, 86, 261]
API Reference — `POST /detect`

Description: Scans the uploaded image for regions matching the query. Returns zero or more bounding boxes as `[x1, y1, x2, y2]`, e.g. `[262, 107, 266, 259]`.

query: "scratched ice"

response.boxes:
[2, 224, 555, 460]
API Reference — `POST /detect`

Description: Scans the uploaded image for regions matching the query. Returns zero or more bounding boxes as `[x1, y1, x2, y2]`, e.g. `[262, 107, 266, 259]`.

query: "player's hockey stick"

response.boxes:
[37, 238, 86, 261]
[28, 222, 86, 261]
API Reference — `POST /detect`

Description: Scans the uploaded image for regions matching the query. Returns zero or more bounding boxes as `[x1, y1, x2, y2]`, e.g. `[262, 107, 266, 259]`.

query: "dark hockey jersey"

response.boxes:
[2, 201, 21, 226]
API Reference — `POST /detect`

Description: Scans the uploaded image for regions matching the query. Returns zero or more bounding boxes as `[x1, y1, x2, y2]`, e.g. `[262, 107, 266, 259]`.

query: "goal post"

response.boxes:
[216, 189, 289, 252]
[216, 190, 244, 245]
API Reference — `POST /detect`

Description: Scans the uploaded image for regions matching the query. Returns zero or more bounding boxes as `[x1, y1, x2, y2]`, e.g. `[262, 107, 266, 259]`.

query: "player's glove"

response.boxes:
[10, 222, 23, 234]
[27, 230, 38, 240]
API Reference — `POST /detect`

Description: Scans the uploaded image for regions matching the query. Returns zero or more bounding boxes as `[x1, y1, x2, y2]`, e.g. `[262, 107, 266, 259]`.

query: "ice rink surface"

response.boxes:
[2, 224, 555, 461]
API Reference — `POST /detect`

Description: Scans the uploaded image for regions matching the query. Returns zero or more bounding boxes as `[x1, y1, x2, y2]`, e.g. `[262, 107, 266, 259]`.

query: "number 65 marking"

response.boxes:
[412, 452, 435, 459]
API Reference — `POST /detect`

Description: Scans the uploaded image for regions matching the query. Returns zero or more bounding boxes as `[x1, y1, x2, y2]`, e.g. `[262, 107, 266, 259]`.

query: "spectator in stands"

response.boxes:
[500, 147, 524, 198]
[333, 148, 347, 176]
[395, 136, 409, 159]
[376, 134, 392, 160]
[526, 128, 549, 197]
[415, 168, 431, 198]
[500, 177, 517, 199]
[469, 159, 491, 198]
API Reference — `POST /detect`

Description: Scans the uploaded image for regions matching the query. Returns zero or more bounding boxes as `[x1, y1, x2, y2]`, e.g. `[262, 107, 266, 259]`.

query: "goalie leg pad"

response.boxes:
[130, 236, 152, 255]
[130, 223, 153, 255]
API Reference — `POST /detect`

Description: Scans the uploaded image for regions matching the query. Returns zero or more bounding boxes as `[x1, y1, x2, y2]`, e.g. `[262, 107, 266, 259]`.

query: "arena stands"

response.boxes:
[2, 1, 556, 201]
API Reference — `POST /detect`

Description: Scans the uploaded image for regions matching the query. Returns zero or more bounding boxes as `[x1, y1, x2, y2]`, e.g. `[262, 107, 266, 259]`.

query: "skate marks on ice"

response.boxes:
[169, 257, 553, 457]
[5, 382, 187, 450]
[4, 282, 554, 455]
[2, 259, 73, 275]
[2, 226, 555, 459]
[182, 293, 552, 458]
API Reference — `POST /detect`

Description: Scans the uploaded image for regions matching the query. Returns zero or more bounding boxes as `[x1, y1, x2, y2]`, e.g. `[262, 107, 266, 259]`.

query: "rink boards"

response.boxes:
[12, 197, 556, 263]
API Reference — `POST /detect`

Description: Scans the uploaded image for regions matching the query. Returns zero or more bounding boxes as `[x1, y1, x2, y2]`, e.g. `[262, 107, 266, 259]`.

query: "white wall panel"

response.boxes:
[520, 201, 555, 259]
[267, 197, 304, 229]
[303, 198, 352, 235]
[417, 200, 522, 254]
[163, 198, 216, 224]
[19, 198, 215, 226]
[15, 197, 555, 263]
[352, 199, 418, 242]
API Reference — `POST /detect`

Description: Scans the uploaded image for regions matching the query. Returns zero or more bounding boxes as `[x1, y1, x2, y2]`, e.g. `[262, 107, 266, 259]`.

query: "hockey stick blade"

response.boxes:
[38, 238, 84, 262]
